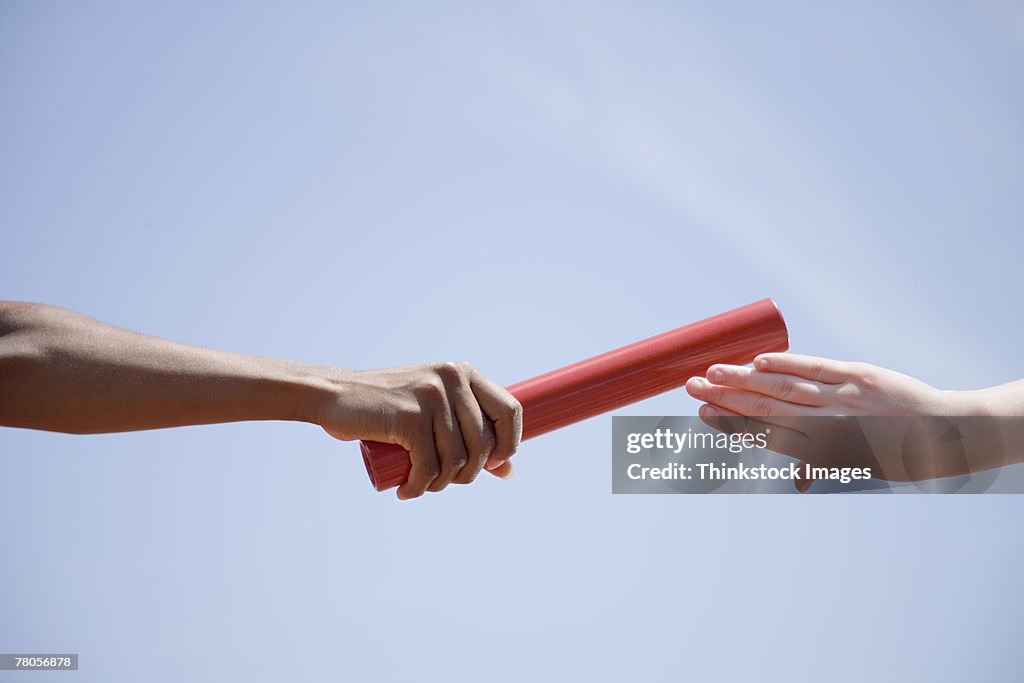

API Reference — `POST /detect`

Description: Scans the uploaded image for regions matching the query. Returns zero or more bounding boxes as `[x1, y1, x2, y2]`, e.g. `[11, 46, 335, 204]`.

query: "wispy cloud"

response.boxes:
[448, 2, 988, 380]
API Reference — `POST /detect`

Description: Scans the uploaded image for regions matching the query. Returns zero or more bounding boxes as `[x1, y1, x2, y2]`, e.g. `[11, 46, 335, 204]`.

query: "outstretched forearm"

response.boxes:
[0, 302, 523, 499]
[0, 302, 331, 433]
[960, 379, 1024, 417]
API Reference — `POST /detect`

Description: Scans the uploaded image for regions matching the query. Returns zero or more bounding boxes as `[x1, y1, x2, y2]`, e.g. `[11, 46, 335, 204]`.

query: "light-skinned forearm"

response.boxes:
[953, 379, 1024, 417]
[957, 380, 1024, 470]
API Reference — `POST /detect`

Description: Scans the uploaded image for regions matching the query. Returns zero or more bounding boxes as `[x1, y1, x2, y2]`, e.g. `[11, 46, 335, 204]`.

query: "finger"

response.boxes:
[706, 364, 830, 407]
[753, 353, 853, 385]
[447, 378, 495, 486]
[426, 402, 469, 493]
[469, 372, 523, 469]
[485, 460, 514, 479]
[697, 402, 769, 435]
[795, 472, 814, 493]
[698, 403, 812, 457]
[397, 423, 441, 500]
[687, 377, 824, 422]
[698, 404, 815, 492]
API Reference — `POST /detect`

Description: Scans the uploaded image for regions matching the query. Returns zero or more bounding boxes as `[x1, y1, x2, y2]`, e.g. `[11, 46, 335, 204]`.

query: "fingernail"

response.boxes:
[709, 367, 724, 383]
[756, 357, 770, 370]
[700, 404, 718, 417]
[689, 378, 705, 394]
[486, 459, 506, 471]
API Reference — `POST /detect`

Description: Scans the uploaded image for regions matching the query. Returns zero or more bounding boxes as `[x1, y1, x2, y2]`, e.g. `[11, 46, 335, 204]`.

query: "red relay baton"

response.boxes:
[360, 298, 789, 491]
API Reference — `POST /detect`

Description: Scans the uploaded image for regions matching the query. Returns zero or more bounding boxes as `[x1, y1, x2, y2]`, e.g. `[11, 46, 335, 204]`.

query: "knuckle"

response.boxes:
[479, 431, 497, 457]
[854, 365, 879, 390]
[464, 435, 493, 464]
[427, 477, 449, 492]
[419, 459, 441, 479]
[447, 448, 468, 470]
[456, 459, 483, 482]
[836, 382, 863, 401]
[752, 396, 774, 417]
[491, 439, 513, 460]
[500, 398, 523, 441]
[418, 376, 446, 400]
[435, 360, 465, 384]
[808, 360, 825, 381]
[773, 378, 793, 399]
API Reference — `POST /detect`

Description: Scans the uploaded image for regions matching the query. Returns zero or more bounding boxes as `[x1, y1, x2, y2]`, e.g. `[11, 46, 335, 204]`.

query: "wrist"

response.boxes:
[259, 359, 346, 425]
[939, 387, 997, 417]
[303, 364, 362, 429]
[969, 381, 1024, 417]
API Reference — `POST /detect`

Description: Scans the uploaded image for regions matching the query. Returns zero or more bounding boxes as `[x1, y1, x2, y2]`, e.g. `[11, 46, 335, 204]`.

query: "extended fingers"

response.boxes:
[698, 404, 814, 492]
[686, 376, 823, 420]
[752, 353, 853, 384]
[706, 364, 829, 406]
[699, 403, 811, 456]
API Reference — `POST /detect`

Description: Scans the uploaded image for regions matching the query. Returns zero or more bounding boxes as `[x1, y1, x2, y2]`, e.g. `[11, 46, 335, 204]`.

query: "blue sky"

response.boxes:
[2, 2, 1023, 681]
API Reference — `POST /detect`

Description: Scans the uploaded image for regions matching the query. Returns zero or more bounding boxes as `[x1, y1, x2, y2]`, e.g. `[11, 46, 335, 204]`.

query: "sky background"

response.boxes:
[2, 1, 1023, 680]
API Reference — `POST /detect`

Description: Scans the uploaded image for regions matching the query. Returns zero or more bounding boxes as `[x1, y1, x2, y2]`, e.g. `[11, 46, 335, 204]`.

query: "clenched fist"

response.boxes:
[318, 361, 523, 500]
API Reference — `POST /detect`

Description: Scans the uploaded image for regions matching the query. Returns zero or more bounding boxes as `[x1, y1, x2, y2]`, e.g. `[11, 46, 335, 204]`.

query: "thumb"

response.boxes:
[485, 459, 514, 480]
[795, 465, 814, 493]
